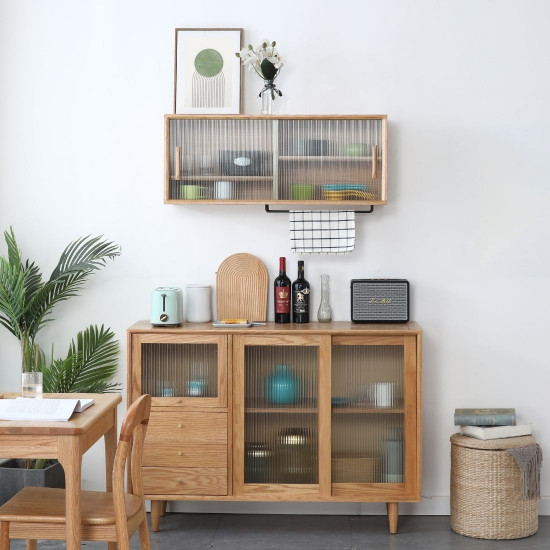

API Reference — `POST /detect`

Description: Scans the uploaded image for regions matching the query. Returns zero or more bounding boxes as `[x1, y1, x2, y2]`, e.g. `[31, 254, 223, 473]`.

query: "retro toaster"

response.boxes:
[351, 279, 409, 323]
[151, 287, 183, 327]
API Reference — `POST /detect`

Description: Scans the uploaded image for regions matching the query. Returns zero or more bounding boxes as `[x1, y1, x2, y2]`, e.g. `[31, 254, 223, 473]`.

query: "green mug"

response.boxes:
[181, 185, 207, 200]
[290, 184, 314, 200]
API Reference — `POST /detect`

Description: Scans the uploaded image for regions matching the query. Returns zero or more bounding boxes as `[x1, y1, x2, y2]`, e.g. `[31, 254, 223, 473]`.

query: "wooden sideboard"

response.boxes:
[127, 321, 422, 534]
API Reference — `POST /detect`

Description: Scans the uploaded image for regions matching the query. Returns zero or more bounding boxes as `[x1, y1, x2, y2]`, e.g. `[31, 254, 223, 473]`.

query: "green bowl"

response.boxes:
[343, 143, 369, 157]
[290, 184, 314, 200]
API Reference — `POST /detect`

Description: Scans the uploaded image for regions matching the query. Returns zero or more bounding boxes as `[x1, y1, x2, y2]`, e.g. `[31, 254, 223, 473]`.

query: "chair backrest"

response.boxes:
[111, 394, 151, 540]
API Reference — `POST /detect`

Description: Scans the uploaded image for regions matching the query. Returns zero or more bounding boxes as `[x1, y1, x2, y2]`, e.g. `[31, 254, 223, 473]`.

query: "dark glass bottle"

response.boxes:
[292, 260, 310, 323]
[274, 257, 291, 323]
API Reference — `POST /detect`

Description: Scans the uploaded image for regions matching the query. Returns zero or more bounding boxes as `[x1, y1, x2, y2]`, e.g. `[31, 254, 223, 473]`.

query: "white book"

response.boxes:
[0, 397, 95, 422]
[460, 424, 531, 440]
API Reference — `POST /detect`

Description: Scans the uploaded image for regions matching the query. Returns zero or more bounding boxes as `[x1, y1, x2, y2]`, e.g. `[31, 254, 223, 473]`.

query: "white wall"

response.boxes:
[1, 0, 550, 515]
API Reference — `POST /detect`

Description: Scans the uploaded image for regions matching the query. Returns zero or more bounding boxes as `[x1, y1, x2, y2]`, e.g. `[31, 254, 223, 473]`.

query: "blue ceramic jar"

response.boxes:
[265, 364, 300, 405]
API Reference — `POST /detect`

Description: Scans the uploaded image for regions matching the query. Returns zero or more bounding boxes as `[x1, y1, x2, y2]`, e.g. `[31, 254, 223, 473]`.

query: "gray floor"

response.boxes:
[9, 514, 550, 549]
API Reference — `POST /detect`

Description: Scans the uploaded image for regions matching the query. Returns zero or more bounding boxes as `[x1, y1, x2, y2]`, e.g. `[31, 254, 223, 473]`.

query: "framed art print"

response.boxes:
[174, 28, 243, 114]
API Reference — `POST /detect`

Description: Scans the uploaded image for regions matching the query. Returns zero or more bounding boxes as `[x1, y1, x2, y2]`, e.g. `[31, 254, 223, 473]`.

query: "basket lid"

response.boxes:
[450, 433, 536, 450]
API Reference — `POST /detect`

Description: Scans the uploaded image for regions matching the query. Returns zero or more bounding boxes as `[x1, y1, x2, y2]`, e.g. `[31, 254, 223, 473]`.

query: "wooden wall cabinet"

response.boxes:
[164, 115, 387, 205]
[127, 322, 421, 534]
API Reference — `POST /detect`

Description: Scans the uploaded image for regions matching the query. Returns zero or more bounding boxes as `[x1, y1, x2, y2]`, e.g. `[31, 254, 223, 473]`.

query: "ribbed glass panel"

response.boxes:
[142, 343, 218, 398]
[331, 345, 404, 483]
[244, 346, 318, 484]
[169, 119, 274, 201]
[278, 119, 383, 201]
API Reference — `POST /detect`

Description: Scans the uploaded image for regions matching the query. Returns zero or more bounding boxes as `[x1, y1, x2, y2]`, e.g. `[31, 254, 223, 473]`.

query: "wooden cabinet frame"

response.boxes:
[127, 321, 421, 534]
[164, 114, 388, 206]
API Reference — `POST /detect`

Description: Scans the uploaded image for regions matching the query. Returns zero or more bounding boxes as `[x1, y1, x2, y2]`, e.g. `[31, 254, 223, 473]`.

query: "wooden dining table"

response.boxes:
[0, 393, 122, 550]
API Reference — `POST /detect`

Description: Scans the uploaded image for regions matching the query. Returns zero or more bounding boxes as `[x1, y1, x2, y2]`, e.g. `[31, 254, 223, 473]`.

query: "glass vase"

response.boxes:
[21, 338, 40, 373]
[317, 274, 333, 322]
[259, 80, 282, 115]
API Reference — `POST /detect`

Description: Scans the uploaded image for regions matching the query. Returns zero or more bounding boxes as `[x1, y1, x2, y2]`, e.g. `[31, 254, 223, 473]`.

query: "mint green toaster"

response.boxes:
[151, 287, 183, 326]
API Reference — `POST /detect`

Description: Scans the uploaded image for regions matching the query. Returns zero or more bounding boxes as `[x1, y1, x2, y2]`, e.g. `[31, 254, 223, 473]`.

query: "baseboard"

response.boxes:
[146, 496, 550, 516]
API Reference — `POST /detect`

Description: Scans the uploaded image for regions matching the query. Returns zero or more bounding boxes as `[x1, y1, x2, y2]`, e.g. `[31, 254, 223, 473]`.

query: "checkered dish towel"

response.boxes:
[290, 211, 355, 254]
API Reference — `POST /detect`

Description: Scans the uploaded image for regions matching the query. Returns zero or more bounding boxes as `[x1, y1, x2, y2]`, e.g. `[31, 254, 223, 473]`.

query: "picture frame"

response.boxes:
[174, 28, 243, 114]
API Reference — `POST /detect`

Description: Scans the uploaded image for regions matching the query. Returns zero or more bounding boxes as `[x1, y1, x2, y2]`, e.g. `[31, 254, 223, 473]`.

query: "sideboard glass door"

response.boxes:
[233, 334, 329, 498]
[330, 335, 418, 499]
[132, 334, 227, 408]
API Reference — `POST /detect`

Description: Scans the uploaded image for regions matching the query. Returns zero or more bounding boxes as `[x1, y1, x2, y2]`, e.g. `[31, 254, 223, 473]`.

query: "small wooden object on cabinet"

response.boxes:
[165, 115, 387, 205]
[127, 321, 422, 534]
[0, 395, 151, 550]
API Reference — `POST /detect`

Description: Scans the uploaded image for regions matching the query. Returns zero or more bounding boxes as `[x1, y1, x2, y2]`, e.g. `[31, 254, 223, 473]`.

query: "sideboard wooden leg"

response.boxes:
[160, 500, 167, 517]
[386, 502, 398, 534]
[151, 500, 162, 532]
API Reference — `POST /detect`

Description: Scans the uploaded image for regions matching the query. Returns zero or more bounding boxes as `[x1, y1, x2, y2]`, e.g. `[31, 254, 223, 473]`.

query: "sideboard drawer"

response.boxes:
[142, 467, 227, 496]
[145, 412, 227, 444]
[143, 443, 227, 468]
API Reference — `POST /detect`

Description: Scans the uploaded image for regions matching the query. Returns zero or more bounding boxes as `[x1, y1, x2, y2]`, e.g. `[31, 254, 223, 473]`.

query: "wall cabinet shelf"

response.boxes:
[127, 321, 421, 534]
[164, 115, 387, 205]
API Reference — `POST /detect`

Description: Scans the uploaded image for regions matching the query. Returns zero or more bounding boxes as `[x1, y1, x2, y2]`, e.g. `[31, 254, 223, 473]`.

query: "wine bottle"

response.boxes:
[274, 257, 291, 323]
[292, 260, 310, 323]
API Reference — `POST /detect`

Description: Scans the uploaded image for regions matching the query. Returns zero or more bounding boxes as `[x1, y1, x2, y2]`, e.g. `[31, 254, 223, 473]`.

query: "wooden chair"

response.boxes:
[0, 394, 152, 550]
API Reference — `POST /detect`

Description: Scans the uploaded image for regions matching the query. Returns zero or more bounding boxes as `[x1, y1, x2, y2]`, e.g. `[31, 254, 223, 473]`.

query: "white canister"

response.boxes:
[369, 382, 397, 408]
[215, 181, 233, 200]
[186, 285, 212, 323]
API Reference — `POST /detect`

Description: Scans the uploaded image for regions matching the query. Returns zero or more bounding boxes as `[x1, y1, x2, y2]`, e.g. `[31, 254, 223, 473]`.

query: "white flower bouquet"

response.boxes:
[236, 39, 285, 82]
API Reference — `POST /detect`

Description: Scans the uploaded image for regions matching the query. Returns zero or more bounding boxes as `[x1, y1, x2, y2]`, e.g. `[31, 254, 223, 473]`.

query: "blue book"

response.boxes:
[454, 408, 516, 426]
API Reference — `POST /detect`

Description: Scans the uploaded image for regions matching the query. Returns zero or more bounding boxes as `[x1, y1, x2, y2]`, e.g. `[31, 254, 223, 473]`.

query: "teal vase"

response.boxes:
[265, 364, 300, 405]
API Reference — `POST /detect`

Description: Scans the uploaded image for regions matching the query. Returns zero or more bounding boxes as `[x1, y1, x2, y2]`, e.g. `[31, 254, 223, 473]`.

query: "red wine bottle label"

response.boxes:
[293, 288, 310, 314]
[275, 286, 290, 313]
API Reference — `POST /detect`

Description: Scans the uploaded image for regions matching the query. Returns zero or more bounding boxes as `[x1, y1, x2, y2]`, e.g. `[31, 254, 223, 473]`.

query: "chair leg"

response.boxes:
[0, 522, 10, 550]
[138, 511, 151, 550]
[26, 540, 37, 550]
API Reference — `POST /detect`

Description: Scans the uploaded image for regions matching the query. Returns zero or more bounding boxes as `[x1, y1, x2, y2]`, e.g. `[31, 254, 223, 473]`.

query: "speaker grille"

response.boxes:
[351, 281, 409, 322]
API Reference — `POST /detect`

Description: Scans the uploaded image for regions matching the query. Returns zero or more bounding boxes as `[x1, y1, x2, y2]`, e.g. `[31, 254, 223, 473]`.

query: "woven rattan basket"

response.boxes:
[450, 433, 538, 540]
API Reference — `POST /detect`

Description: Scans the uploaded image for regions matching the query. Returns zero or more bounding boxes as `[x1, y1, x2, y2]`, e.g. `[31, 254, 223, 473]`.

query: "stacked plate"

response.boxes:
[322, 184, 376, 201]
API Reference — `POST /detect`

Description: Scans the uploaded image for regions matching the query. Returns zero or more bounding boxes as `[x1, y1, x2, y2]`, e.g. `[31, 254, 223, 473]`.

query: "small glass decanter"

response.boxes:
[317, 274, 333, 322]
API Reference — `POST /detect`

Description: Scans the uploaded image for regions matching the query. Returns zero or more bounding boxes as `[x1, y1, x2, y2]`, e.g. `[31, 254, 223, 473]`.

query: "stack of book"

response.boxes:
[454, 408, 531, 440]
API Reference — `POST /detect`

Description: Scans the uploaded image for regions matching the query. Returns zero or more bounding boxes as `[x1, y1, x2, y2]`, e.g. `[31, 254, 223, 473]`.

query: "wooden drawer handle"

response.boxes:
[178, 451, 183, 456]
[177, 479, 184, 484]
[178, 424, 182, 428]
[176, 400, 182, 405]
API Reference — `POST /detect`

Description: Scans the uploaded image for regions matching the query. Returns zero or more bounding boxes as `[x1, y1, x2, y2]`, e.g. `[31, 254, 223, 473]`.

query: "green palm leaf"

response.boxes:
[25, 235, 120, 338]
[0, 257, 26, 338]
[42, 325, 121, 393]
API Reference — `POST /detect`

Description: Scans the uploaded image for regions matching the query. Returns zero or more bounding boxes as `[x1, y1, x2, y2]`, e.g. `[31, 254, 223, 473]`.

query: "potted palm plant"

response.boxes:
[0, 227, 121, 504]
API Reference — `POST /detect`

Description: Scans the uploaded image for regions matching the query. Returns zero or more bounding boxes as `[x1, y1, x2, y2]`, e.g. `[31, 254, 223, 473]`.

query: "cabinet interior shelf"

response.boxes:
[171, 175, 274, 182]
[278, 156, 377, 162]
[332, 407, 404, 414]
[246, 407, 318, 414]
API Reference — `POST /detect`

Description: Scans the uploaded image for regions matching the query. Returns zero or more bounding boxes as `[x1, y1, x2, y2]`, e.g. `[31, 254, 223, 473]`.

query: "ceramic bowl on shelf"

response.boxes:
[342, 143, 369, 156]
[290, 184, 315, 200]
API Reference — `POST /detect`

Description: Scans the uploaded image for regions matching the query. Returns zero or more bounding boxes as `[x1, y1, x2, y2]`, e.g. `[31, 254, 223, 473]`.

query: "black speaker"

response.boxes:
[351, 280, 409, 323]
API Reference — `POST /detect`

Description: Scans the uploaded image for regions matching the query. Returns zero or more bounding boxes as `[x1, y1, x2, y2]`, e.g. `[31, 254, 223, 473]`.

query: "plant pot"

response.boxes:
[0, 459, 65, 506]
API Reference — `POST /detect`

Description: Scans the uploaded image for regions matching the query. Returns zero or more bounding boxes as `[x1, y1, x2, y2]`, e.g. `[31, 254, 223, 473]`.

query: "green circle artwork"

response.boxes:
[194, 49, 224, 77]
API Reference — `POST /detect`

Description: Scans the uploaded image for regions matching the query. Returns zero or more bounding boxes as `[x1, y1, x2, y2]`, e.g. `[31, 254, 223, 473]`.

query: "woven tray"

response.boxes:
[450, 433, 538, 540]
[332, 453, 379, 483]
